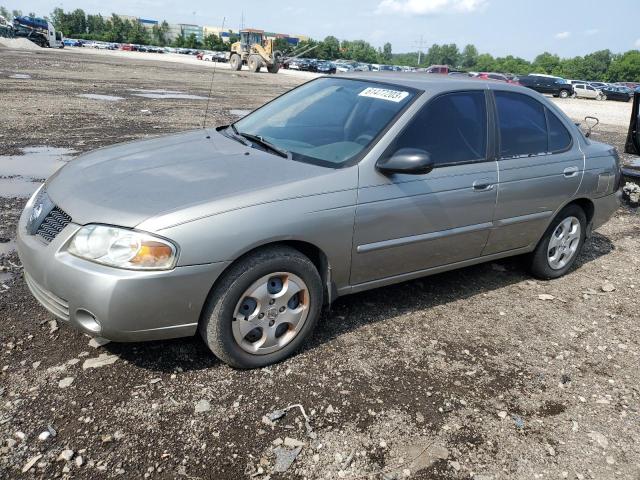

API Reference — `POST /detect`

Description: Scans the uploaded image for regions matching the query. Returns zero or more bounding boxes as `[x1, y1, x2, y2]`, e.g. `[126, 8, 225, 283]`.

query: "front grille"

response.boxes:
[36, 207, 72, 243]
[24, 273, 70, 321]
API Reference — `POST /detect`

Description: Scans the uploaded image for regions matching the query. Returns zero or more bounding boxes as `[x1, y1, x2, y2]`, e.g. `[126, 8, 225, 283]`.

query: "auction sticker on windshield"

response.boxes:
[359, 87, 410, 103]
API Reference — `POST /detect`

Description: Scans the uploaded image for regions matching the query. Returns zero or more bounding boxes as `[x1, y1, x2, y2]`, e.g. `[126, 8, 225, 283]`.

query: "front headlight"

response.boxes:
[68, 225, 177, 270]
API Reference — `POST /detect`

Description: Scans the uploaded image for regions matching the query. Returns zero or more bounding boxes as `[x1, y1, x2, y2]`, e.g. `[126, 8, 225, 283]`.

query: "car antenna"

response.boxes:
[202, 17, 225, 133]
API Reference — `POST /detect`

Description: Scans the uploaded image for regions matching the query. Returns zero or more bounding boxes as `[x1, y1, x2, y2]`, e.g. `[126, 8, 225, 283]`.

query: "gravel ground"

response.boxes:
[1, 48, 639, 480]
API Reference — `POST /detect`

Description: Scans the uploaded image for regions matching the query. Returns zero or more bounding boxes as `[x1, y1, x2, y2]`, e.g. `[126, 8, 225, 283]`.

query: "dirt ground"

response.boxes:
[1, 48, 639, 480]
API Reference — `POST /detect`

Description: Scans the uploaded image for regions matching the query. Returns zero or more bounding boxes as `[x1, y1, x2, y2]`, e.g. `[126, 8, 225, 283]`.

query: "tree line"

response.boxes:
[2, 6, 638, 82]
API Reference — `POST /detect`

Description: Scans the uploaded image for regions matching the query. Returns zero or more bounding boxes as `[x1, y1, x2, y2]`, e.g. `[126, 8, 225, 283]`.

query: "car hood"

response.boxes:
[46, 129, 355, 231]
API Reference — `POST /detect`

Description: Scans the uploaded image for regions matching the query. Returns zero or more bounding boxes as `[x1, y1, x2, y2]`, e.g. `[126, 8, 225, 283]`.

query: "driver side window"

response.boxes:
[388, 91, 488, 166]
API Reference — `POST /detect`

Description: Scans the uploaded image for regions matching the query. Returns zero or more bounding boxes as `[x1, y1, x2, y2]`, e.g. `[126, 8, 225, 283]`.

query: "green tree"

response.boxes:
[606, 50, 640, 82]
[461, 44, 479, 69]
[381, 42, 392, 63]
[1, 5, 11, 19]
[184, 32, 200, 49]
[532, 52, 560, 74]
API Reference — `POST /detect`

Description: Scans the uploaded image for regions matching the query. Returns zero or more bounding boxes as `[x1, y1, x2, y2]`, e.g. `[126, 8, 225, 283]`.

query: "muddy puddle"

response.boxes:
[129, 89, 207, 100]
[78, 94, 124, 102]
[0, 147, 76, 198]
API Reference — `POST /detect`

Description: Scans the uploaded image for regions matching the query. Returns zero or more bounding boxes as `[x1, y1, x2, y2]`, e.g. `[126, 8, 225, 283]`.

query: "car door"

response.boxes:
[574, 84, 585, 98]
[483, 90, 583, 255]
[585, 85, 597, 98]
[350, 90, 498, 286]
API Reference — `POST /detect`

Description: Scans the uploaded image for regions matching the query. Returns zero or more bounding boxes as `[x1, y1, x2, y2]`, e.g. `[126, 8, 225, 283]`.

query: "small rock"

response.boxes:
[82, 353, 118, 370]
[88, 337, 110, 348]
[22, 454, 43, 473]
[195, 399, 211, 413]
[57, 449, 74, 462]
[283, 437, 304, 448]
[273, 445, 302, 473]
[601, 283, 616, 293]
[75, 455, 84, 467]
[497, 411, 508, 419]
[101, 434, 113, 443]
[325, 404, 335, 414]
[449, 460, 461, 471]
[538, 294, 555, 301]
[58, 377, 75, 388]
[15, 431, 26, 441]
[38, 431, 51, 441]
[588, 431, 608, 448]
[149, 378, 162, 384]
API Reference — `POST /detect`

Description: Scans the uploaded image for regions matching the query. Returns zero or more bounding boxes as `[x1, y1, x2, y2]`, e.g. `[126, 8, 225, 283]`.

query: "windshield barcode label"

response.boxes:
[359, 87, 410, 103]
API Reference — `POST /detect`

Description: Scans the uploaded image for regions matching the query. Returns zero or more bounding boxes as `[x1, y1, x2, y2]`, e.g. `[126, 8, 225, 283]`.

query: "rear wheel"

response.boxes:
[229, 53, 242, 71]
[248, 55, 263, 73]
[559, 89, 570, 99]
[267, 51, 282, 74]
[528, 205, 587, 279]
[199, 246, 323, 369]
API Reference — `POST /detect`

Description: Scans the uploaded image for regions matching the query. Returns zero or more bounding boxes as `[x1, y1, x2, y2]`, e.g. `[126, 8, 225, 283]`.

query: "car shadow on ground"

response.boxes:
[108, 232, 615, 372]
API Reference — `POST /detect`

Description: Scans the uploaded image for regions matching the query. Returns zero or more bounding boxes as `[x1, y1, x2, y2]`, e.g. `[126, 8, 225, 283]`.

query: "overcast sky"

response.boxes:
[5, 0, 639, 59]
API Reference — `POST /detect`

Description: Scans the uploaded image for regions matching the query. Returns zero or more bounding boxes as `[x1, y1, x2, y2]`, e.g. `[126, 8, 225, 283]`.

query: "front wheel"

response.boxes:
[229, 54, 242, 71]
[248, 55, 262, 73]
[199, 246, 323, 369]
[528, 205, 587, 279]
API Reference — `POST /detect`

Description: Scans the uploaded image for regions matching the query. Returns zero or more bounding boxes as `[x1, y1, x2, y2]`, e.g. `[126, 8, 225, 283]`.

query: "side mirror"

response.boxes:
[377, 148, 434, 175]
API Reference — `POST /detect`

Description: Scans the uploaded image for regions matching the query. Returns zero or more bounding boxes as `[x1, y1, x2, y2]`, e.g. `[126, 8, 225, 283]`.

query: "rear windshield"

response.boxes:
[232, 78, 417, 167]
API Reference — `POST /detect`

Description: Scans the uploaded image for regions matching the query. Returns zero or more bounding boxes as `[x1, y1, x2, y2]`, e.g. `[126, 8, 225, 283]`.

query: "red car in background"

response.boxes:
[474, 72, 521, 85]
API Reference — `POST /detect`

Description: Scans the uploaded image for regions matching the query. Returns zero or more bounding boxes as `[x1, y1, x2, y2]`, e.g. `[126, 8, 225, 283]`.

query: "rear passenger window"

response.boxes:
[495, 92, 573, 158]
[546, 109, 572, 151]
[495, 91, 547, 158]
[390, 91, 487, 166]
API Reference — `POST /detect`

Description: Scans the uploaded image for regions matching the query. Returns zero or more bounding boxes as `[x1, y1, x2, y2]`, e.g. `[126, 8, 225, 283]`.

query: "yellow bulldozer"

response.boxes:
[229, 29, 282, 74]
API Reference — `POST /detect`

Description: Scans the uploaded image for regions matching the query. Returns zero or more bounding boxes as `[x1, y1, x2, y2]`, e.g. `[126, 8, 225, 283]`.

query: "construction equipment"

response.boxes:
[11, 16, 64, 48]
[0, 15, 13, 37]
[229, 29, 282, 74]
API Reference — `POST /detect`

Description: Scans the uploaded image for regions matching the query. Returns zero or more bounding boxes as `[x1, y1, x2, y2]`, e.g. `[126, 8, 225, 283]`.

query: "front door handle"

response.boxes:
[563, 166, 579, 178]
[472, 180, 495, 192]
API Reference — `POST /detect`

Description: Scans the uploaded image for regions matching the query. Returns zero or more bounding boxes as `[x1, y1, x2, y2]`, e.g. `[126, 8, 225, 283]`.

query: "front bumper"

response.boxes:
[16, 210, 230, 342]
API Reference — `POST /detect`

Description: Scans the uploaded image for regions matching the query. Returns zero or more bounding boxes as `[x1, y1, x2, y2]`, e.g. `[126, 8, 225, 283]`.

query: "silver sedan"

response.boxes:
[17, 74, 622, 368]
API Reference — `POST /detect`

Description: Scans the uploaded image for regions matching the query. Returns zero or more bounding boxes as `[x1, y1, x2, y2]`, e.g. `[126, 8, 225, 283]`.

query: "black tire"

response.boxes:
[559, 89, 570, 99]
[199, 246, 323, 369]
[229, 54, 242, 71]
[248, 55, 262, 73]
[528, 204, 587, 280]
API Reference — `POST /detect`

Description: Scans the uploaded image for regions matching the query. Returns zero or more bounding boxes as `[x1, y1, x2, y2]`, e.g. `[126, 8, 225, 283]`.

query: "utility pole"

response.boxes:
[413, 35, 426, 66]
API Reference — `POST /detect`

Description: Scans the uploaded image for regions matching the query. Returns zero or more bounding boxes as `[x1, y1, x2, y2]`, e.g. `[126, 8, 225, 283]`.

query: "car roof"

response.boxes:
[333, 71, 525, 94]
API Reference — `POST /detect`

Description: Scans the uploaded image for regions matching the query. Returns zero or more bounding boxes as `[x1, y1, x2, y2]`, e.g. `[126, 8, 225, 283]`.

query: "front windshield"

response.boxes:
[232, 78, 417, 167]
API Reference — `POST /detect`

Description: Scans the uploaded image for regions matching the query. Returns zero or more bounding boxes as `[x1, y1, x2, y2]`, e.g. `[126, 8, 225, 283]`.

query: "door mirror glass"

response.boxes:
[377, 148, 434, 175]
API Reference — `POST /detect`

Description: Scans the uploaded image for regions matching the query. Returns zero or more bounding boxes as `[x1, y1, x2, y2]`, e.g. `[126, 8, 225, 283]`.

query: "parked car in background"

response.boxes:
[336, 64, 354, 73]
[17, 75, 622, 369]
[474, 72, 521, 85]
[573, 83, 605, 100]
[614, 82, 640, 90]
[601, 85, 634, 102]
[518, 75, 574, 98]
[315, 61, 336, 74]
[589, 82, 609, 90]
[425, 64, 451, 74]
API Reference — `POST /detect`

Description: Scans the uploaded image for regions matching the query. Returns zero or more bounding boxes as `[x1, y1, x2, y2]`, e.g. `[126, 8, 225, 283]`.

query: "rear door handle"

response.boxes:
[563, 167, 579, 178]
[472, 180, 495, 192]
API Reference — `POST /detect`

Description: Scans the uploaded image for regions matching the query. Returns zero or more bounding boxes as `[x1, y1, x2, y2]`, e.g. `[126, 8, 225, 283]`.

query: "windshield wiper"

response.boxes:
[237, 131, 289, 158]
[224, 124, 250, 146]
